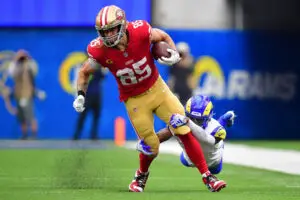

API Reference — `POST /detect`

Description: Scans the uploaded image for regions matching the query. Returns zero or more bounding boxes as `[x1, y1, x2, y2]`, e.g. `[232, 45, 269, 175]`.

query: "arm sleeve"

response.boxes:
[187, 120, 215, 145]
[212, 126, 227, 140]
[138, 20, 152, 44]
[86, 41, 103, 69]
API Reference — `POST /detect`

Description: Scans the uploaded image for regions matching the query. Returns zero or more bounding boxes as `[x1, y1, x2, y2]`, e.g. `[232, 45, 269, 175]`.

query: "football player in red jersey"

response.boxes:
[73, 5, 226, 192]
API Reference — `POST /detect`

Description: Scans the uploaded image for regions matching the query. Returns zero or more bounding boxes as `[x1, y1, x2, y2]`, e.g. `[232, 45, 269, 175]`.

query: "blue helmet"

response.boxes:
[184, 95, 213, 128]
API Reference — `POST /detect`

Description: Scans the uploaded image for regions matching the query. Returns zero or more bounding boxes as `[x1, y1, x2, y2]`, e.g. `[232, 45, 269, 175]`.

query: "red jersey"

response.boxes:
[87, 20, 159, 101]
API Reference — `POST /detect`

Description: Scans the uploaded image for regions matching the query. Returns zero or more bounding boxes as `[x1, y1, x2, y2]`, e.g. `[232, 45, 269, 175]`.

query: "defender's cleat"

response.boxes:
[136, 140, 153, 156]
[180, 151, 194, 167]
[202, 171, 226, 192]
[128, 170, 150, 192]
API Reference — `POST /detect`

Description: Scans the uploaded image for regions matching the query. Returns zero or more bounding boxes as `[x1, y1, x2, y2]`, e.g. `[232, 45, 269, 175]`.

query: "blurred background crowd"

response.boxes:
[0, 0, 299, 140]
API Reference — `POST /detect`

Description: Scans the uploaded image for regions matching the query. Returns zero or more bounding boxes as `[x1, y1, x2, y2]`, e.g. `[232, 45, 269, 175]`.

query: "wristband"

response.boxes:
[78, 90, 85, 97]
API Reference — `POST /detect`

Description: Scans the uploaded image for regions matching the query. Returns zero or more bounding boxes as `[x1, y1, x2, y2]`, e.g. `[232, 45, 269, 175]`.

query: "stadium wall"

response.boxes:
[0, 28, 299, 140]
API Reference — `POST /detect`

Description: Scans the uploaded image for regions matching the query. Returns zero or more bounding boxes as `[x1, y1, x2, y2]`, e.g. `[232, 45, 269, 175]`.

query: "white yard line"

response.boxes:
[222, 144, 300, 175]
[125, 140, 300, 175]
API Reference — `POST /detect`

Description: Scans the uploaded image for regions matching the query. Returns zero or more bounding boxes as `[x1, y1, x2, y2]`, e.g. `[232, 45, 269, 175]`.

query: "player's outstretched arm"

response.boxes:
[73, 61, 96, 113]
[188, 120, 216, 145]
[157, 127, 173, 143]
[77, 61, 95, 94]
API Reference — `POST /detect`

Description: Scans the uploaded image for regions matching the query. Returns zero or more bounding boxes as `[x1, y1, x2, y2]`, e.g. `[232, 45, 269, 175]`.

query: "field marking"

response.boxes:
[223, 144, 300, 175]
[125, 140, 300, 175]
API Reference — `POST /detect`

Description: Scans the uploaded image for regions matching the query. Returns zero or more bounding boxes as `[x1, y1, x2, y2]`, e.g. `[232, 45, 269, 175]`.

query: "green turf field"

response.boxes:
[0, 147, 299, 200]
[229, 140, 300, 151]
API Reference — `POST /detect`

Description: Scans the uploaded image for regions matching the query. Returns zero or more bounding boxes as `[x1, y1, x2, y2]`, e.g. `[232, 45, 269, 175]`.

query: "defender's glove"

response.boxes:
[73, 95, 85, 112]
[158, 49, 181, 66]
[218, 110, 236, 127]
[170, 114, 188, 129]
[136, 139, 153, 156]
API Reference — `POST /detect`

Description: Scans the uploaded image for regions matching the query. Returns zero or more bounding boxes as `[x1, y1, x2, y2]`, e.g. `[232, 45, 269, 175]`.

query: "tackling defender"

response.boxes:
[73, 5, 226, 192]
[137, 95, 236, 175]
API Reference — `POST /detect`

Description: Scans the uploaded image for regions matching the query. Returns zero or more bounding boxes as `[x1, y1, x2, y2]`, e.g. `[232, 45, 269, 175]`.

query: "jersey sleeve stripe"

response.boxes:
[210, 126, 222, 137]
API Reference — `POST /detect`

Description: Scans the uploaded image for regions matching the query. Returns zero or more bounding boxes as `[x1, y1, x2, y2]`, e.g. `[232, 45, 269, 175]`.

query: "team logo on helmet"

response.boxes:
[190, 111, 202, 117]
[116, 9, 124, 20]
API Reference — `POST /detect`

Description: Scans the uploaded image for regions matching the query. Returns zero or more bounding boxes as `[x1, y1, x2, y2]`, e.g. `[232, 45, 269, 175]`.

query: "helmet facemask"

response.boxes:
[189, 114, 212, 128]
[96, 22, 125, 47]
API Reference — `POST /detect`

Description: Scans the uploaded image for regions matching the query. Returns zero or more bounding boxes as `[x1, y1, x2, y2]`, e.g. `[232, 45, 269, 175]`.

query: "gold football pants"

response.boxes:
[125, 76, 191, 154]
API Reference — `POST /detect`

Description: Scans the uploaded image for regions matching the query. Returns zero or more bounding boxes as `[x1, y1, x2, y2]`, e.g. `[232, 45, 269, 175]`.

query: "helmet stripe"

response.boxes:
[104, 6, 109, 26]
[203, 101, 213, 116]
[98, 8, 104, 27]
[101, 6, 109, 27]
[185, 98, 192, 114]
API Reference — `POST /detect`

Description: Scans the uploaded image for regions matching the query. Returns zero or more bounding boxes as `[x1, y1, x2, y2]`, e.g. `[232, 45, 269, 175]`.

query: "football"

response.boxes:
[151, 41, 173, 60]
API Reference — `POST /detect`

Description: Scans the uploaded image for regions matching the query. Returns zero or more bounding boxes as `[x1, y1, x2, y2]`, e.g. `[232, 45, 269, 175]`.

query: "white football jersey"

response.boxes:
[198, 118, 224, 167]
[174, 118, 225, 168]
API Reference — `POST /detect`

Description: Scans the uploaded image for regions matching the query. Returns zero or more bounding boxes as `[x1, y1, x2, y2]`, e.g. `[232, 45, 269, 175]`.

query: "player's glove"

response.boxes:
[218, 110, 236, 127]
[136, 139, 153, 156]
[73, 95, 85, 112]
[158, 48, 181, 66]
[169, 114, 188, 129]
